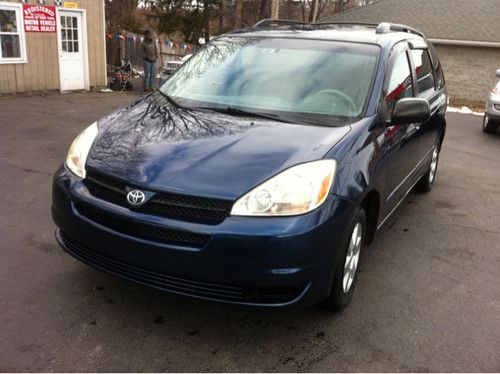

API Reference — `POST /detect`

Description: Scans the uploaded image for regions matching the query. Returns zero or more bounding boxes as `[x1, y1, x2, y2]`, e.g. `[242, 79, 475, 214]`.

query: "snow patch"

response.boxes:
[447, 106, 484, 116]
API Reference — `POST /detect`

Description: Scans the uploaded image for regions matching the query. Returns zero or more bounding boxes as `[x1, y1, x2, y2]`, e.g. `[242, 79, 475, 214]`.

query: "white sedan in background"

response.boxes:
[483, 69, 500, 133]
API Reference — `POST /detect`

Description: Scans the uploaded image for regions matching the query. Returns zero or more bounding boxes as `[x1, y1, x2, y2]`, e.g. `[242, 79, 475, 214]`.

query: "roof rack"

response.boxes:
[375, 22, 425, 37]
[253, 19, 306, 28]
[313, 21, 378, 28]
[250, 19, 425, 38]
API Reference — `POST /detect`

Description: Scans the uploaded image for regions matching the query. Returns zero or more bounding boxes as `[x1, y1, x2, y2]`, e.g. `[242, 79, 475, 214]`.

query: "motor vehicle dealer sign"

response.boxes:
[23, 5, 57, 33]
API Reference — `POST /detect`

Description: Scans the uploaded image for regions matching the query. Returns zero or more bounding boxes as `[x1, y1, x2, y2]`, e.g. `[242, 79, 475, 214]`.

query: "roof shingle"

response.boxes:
[320, 0, 500, 43]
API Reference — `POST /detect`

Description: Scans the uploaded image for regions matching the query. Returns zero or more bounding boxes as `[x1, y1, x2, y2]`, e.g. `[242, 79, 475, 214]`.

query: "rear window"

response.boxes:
[411, 49, 435, 97]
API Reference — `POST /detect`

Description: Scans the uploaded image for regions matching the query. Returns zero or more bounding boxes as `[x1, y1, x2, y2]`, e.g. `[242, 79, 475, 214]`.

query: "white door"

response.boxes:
[58, 11, 85, 91]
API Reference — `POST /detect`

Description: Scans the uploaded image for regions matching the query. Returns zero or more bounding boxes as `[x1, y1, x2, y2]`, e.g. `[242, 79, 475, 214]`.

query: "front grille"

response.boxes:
[75, 202, 210, 248]
[84, 170, 233, 224]
[59, 231, 246, 301]
[167, 62, 180, 70]
[58, 231, 308, 305]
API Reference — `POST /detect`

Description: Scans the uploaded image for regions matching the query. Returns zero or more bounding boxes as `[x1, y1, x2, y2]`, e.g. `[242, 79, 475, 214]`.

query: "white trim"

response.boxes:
[55, 7, 90, 92]
[428, 38, 500, 48]
[0, 1, 28, 64]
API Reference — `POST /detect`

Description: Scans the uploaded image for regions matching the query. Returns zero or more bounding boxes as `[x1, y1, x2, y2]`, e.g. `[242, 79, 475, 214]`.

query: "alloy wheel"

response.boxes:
[343, 222, 362, 293]
[429, 148, 438, 184]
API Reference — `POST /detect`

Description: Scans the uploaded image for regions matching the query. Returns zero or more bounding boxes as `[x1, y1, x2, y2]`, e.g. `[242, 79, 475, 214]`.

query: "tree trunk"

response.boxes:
[219, 0, 224, 33]
[270, 0, 279, 19]
[308, 0, 318, 22]
[235, 0, 243, 28]
[203, 0, 210, 43]
[259, 0, 270, 19]
[335, 0, 346, 13]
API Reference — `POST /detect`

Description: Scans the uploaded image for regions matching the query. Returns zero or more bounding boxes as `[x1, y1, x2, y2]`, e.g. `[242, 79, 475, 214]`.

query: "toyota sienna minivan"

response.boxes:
[52, 20, 447, 311]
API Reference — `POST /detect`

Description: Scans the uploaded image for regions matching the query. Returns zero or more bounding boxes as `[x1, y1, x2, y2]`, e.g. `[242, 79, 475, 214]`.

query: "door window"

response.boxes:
[411, 49, 435, 97]
[60, 15, 79, 53]
[428, 43, 445, 89]
[385, 51, 413, 116]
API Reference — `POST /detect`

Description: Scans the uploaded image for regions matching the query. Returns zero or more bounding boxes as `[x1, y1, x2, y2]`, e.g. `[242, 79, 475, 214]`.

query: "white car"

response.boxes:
[483, 69, 500, 133]
[164, 54, 193, 75]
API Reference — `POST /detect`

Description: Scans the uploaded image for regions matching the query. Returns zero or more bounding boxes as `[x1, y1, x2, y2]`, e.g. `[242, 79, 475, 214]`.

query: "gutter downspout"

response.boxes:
[428, 38, 500, 48]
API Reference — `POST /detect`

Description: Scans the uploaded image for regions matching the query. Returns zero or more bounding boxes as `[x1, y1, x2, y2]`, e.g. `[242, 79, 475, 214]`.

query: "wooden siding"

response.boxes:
[0, 0, 106, 94]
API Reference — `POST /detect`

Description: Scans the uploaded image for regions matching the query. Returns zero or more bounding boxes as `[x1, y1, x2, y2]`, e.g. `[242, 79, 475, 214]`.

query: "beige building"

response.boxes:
[321, 0, 500, 103]
[0, 0, 106, 94]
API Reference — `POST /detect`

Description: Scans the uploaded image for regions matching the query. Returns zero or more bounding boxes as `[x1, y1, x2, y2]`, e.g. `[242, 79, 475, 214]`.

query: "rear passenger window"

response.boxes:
[385, 51, 413, 116]
[411, 49, 435, 96]
[428, 43, 445, 89]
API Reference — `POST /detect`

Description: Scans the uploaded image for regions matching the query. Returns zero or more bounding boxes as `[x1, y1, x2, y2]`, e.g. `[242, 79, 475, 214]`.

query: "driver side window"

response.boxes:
[385, 51, 414, 117]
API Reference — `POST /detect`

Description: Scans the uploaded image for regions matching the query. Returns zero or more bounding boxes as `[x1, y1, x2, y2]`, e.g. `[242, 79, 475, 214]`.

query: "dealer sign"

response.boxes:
[23, 5, 57, 33]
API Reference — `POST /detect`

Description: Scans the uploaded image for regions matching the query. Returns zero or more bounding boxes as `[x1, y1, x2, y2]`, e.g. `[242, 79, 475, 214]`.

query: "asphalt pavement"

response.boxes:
[0, 92, 499, 372]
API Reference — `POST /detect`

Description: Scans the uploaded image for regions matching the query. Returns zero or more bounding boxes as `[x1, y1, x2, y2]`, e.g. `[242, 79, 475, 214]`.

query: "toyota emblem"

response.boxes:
[127, 190, 146, 206]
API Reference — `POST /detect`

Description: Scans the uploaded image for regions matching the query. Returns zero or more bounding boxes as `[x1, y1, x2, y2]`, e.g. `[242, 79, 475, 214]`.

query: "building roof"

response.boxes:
[320, 0, 500, 44]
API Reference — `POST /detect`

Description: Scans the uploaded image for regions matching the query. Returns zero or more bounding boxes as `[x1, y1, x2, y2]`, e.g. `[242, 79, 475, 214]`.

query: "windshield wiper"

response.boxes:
[192, 106, 293, 123]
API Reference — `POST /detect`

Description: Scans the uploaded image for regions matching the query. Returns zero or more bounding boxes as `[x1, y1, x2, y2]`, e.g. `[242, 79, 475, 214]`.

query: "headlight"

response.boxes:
[231, 160, 337, 216]
[65, 122, 98, 178]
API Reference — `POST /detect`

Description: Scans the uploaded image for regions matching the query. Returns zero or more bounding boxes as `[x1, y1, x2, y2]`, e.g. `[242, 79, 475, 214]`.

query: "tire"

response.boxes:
[322, 209, 366, 311]
[483, 114, 498, 134]
[125, 81, 133, 91]
[415, 143, 439, 192]
[109, 80, 121, 91]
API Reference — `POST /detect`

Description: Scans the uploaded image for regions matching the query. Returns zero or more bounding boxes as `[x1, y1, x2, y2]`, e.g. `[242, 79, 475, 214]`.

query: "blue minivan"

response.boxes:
[52, 21, 447, 310]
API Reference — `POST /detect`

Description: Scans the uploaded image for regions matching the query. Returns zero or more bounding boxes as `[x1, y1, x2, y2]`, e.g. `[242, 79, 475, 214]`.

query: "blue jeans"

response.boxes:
[143, 60, 156, 90]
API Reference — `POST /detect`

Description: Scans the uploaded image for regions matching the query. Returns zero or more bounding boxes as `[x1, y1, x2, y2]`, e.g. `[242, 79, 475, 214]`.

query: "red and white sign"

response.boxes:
[23, 5, 57, 33]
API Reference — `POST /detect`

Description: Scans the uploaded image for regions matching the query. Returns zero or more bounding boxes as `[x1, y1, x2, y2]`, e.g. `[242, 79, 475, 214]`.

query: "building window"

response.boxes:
[60, 16, 79, 53]
[0, 2, 27, 64]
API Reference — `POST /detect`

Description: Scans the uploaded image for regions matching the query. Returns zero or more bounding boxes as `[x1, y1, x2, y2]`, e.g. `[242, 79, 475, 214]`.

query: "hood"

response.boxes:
[87, 94, 350, 200]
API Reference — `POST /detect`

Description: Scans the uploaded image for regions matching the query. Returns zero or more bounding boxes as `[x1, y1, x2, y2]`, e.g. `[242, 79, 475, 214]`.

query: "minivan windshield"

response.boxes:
[160, 37, 380, 126]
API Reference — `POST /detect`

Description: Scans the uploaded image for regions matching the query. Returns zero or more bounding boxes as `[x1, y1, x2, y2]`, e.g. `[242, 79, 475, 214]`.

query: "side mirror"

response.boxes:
[496, 69, 500, 78]
[392, 98, 431, 124]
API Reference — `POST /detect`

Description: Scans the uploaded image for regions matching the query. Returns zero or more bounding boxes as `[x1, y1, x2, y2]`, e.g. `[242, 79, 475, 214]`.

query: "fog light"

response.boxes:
[494, 104, 500, 111]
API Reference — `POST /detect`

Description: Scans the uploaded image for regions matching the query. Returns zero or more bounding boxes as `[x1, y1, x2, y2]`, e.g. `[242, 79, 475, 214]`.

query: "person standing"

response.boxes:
[141, 30, 158, 92]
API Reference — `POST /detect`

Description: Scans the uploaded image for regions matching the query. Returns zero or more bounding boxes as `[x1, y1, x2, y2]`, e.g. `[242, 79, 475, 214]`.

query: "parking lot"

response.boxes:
[0, 92, 499, 372]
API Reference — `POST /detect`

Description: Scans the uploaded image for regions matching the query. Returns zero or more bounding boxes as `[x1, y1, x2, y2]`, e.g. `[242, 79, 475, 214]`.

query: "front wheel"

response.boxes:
[483, 114, 498, 134]
[322, 209, 366, 311]
[109, 79, 121, 91]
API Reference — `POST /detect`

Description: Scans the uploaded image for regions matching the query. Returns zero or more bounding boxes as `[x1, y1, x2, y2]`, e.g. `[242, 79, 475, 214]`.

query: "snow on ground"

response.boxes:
[447, 106, 484, 116]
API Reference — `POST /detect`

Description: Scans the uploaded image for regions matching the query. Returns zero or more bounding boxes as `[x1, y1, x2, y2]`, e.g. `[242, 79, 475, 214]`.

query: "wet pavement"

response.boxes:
[0, 92, 499, 371]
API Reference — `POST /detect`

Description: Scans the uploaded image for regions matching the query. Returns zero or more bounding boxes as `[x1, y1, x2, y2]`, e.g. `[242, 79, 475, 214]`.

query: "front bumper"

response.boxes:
[52, 165, 358, 308]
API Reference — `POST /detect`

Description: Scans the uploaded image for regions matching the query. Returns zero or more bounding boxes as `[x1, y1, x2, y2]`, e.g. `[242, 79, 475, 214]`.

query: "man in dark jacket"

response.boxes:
[141, 30, 158, 92]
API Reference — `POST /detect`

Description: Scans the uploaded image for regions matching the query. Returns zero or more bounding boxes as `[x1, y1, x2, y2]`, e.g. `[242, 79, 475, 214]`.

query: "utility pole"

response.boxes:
[271, 0, 279, 19]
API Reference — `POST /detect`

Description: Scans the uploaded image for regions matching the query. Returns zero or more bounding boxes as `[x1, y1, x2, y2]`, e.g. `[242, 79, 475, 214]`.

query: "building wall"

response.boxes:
[433, 44, 500, 103]
[0, 0, 106, 94]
